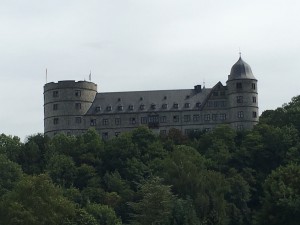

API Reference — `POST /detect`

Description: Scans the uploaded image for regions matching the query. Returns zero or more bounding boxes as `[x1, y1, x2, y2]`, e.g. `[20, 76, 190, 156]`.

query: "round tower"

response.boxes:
[44, 80, 97, 137]
[226, 56, 258, 130]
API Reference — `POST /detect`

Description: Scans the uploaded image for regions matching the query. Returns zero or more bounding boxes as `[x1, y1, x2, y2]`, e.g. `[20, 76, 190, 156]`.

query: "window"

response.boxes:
[128, 105, 134, 110]
[185, 129, 192, 135]
[220, 91, 225, 96]
[236, 82, 242, 89]
[95, 106, 101, 112]
[90, 119, 96, 126]
[140, 104, 145, 110]
[117, 105, 123, 111]
[237, 125, 244, 131]
[193, 114, 200, 121]
[207, 101, 213, 107]
[102, 119, 109, 125]
[213, 92, 218, 96]
[252, 83, 256, 90]
[130, 117, 136, 124]
[53, 91, 59, 97]
[212, 114, 218, 121]
[214, 101, 218, 107]
[238, 111, 244, 118]
[148, 115, 159, 123]
[253, 96, 257, 103]
[196, 102, 201, 108]
[53, 118, 59, 125]
[160, 116, 167, 123]
[173, 115, 179, 122]
[75, 90, 81, 97]
[160, 130, 167, 135]
[237, 96, 243, 103]
[75, 103, 81, 110]
[141, 117, 148, 124]
[253, 111, 257, 118]
[220, 113, 226, 121]
[151, 104, 156, 110]
[106, 106, 112, 111]
[173, 103, 179, 109]
[102, 132, 108, 140]
[204, 114, 210, 121]
[220, 101, 226, 107]
[53, 104, 58, 110]
[184, 103, 190, 108]
[162, 104, 168, 109]
[75, 117, 82, 124]
[184, 115, 191, 122]
[115, 118, 121, 125]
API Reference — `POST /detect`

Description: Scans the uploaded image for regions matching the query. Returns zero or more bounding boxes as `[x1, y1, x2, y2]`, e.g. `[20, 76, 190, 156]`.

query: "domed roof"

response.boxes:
[228, 56, 256, 80]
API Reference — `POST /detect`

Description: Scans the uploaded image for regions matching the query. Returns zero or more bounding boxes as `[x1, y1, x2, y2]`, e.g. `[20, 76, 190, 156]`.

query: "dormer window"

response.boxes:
[106, 106, 112, 111]
[128, 105, 134, 110]
[140, 104, 145, 110]
[117, 105, 123, 111]
[173, 103, 179, 109]
[151, 104, 156, 110]
[162, 103, 168, 109]
[95, 106, 101, 112]
[196, 102, 201, 108]
[184, 103, 190, 108]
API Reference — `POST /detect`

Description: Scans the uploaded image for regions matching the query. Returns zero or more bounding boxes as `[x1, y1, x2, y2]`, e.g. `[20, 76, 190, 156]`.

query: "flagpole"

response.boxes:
[46, 68, 48, 83]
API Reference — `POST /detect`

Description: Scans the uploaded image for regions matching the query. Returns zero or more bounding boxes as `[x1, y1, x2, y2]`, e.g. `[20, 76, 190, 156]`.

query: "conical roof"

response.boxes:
[228, 56, 256, 80]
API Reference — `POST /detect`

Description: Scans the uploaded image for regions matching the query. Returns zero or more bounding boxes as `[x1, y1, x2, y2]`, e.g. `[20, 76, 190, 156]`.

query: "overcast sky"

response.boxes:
[1, 0, 300, 140]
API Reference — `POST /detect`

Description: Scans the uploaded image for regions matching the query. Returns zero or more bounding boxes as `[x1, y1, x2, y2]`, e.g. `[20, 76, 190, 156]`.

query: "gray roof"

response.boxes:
[228, 57, 256, 80]
[86, 87, 213, 114]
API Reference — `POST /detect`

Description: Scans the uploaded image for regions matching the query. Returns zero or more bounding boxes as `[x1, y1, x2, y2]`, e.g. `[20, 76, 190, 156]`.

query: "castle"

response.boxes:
[44, 56, 258, 139]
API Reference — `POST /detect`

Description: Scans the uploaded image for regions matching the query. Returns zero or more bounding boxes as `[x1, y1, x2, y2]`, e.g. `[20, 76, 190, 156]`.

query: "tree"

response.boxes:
[0, 174, 76, 225]
[46, 154, 77, 187]
[129, 177, 174, 225]
[0, 154, 23, 196]
[86, 203, 122, 225]
[256, 164, 300, 225]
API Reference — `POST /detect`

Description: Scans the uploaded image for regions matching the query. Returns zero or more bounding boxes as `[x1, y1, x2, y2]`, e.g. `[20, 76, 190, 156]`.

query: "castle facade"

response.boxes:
[44, 56, 258, 139]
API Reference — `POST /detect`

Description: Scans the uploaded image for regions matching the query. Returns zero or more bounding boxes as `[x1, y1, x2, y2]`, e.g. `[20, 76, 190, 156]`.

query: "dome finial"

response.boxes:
[239, 47, 241, 58]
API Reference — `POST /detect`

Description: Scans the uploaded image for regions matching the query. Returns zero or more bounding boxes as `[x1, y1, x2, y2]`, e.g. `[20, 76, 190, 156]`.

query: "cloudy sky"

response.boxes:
[1, 0, 300, 140]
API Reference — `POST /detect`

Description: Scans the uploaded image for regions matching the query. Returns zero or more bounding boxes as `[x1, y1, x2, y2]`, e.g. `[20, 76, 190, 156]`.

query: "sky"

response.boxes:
[1, 0, 300, 140]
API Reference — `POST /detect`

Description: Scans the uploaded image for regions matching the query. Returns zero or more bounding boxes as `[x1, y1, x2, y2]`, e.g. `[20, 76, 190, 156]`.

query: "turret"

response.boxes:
[226, 56, 258, 130]
[44, 80, 97, 137]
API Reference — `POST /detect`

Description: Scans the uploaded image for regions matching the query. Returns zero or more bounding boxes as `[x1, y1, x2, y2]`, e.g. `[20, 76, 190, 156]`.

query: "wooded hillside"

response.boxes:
[1, 96, 300, 225]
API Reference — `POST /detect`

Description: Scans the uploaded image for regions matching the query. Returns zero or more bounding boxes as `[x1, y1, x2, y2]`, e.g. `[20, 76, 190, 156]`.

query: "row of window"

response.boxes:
[236, 82, 256, 90]
[206, 101, 226, 108]
[236, 96, 257, 103]
[52, 90, 81, 98]
[52, 113, 228, 126]
[94, 102, 202, 112]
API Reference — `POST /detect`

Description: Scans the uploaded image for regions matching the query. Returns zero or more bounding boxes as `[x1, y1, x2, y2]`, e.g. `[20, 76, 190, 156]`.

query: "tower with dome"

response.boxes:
[44, 56, 259, 138]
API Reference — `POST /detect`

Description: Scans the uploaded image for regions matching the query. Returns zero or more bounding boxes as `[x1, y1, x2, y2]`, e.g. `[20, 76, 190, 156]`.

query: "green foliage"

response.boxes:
[129, 177, 174, 225]
[256, 163, 300, 225]
[0, 154, 23, 196]
[86, 203, 122, 225]
[0, 133, 22, 161]
[0, 174, 76, 225]
[3, 94, 300, 225]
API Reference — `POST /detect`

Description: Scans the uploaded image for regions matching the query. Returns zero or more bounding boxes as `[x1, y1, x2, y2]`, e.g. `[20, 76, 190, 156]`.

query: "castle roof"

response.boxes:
[86, 87, 213, 115]
[228, 56, 256, 81]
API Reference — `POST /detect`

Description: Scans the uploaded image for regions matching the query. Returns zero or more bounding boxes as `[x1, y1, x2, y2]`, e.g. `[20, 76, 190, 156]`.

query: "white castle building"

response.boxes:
[44, 56, 258, 139]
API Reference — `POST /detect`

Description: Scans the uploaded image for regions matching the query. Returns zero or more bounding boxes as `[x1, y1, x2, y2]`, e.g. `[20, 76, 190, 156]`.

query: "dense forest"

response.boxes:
[1, 96, 300, 225]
